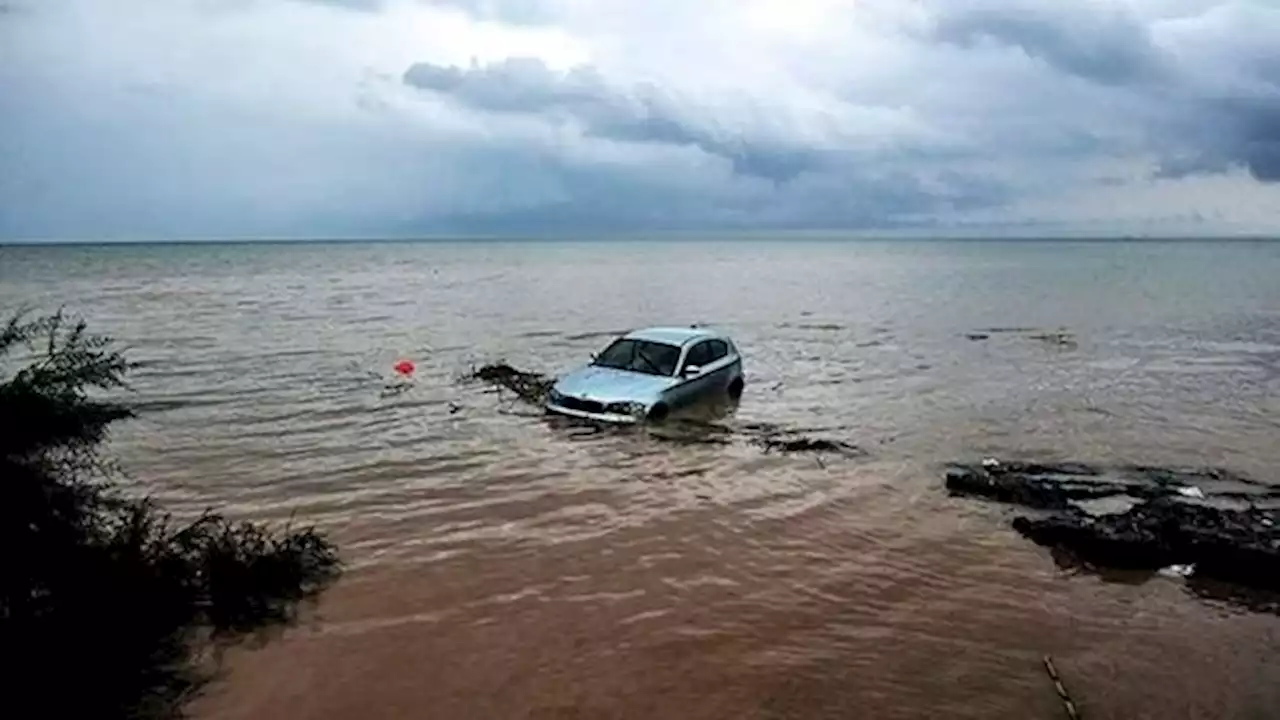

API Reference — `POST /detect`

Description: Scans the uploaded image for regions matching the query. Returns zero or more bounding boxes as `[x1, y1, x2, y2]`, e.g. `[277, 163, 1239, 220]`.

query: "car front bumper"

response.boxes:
[544, 400, 643, 425]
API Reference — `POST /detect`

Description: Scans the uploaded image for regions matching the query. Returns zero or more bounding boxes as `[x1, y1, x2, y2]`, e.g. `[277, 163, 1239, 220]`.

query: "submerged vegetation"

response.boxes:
[0, 310, 342, 719]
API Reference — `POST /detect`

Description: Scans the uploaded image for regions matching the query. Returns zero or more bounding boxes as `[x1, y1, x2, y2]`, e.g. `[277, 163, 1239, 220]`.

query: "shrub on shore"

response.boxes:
[0, 310, 342, 719]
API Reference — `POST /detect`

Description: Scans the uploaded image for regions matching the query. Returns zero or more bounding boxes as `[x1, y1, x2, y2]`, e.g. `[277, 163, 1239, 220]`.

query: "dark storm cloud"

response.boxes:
[403, 57, 818, 182]
[1183, 95, 1280, 182]
[5, 0, 1279, 240]
[930, 3, 1168, 86]
[1232, 101, 1280, 181]
[929, 1, 1280, 183]
[430, 152, 1013, 234]
[1181, 9, 1280, 184]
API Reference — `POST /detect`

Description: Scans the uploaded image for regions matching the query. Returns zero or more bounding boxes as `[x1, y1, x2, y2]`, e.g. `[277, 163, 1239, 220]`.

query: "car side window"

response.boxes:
[682, 341, 712, 372]
[707, 340, 728, 361]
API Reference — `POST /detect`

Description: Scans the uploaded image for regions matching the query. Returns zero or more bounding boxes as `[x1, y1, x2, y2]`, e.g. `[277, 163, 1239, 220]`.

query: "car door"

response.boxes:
[675, 339, 736, 405]
[670, 341, 713, 407]
[699, 339, 734, 393]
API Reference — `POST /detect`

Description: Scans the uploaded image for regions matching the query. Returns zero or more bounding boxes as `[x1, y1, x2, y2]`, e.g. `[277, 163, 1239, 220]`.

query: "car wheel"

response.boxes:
[647, 402, 669, 423]
[727, 378, 744, 401]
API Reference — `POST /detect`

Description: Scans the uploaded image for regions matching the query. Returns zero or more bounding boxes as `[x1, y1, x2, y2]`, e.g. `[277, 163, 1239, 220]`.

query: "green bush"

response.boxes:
[0, 310, 342, 719]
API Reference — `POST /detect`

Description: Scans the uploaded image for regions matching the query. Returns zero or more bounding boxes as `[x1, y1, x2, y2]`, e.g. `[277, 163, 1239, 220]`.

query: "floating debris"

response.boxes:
[467, 363, 555, 405]
[1030, 331, 1078, 348]
[379, 380, 412, 398]
[1159, 563, 1196, 579]
[1042, 655, 1082, 720]
[964, 327, 1076, 348]
[754, 436, 865, 456]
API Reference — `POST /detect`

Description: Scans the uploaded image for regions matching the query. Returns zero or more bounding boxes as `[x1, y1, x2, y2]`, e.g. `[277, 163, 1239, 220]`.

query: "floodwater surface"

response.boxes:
[3, 239, 1280, 719]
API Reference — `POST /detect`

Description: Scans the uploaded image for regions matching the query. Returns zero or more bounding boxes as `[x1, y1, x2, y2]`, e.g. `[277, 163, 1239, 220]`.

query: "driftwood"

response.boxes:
[1043, 655, 1082, 720]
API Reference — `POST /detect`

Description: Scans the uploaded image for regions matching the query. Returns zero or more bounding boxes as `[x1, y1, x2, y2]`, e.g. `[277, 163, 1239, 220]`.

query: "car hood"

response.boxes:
[552, 364, 677, 403]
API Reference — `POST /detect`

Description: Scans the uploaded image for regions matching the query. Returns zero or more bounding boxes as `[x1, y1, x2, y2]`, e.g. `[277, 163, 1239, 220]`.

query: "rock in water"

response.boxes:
[1012, 498, 1280, 590]
[945, 458, 1280, 597]
[944, 461, 1135, 510]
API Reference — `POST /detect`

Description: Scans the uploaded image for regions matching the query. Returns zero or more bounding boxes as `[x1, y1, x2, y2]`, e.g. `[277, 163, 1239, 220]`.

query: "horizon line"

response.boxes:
[3, 230, 1279, 246]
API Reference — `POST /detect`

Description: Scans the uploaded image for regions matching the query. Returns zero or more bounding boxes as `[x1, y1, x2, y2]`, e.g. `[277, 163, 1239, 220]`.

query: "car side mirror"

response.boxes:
[682, 365, 702, 378]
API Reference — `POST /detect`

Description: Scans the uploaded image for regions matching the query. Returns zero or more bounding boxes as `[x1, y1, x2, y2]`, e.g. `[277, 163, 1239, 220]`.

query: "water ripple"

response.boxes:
[4, 240, 1280, 720]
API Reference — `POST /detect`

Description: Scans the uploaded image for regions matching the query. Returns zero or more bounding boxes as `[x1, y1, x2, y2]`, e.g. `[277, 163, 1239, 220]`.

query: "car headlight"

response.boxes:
[604, 401, 646, 416]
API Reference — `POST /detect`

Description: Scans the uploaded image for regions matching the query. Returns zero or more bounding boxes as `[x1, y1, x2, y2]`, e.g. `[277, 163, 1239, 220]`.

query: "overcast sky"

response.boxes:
[2, 0, 1279, 239]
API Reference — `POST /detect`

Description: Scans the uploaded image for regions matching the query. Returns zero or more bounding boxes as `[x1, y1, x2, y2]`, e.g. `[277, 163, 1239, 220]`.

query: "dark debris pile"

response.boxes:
[946, 459, 1280, 600]
[753, 436, 865, 456]
[468, 363, 555, 405]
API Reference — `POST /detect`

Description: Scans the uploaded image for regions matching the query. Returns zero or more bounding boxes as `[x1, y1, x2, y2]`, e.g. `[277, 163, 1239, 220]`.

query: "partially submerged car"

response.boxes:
[545, 326, 744, 424]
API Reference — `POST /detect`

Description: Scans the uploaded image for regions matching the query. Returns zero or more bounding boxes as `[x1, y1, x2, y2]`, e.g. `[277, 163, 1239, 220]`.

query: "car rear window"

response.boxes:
[707, 340, 728, 361]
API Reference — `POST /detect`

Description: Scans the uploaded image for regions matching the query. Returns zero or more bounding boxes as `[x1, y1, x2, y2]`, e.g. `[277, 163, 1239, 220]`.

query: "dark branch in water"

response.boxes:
[1042, 655, 1082, 720]
[468, 363, 555, 405]
[1, 309, 342, 720]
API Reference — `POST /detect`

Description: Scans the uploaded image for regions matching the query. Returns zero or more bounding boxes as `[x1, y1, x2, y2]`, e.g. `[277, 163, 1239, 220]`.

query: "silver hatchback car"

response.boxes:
[545, 326, 745, 424]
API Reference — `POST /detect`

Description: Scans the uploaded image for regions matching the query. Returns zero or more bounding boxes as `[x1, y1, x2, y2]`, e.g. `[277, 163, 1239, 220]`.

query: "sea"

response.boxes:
[2, 238, 1279, 719]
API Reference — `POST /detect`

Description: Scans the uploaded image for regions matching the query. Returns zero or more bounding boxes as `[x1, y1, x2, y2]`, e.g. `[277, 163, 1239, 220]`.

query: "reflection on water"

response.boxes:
[3, 239, 1280, 719]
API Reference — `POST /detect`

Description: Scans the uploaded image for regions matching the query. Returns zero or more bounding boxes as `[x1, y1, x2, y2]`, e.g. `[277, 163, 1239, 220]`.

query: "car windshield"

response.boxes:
[592, 338, 681, 377]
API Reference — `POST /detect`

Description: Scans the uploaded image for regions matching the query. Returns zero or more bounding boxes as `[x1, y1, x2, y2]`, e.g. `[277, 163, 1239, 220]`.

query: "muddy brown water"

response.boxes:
[3, 239, 1280, 718]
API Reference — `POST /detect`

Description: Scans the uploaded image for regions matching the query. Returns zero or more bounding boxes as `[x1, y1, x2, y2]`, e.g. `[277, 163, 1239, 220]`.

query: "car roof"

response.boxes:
[623, 326, 722, 347]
